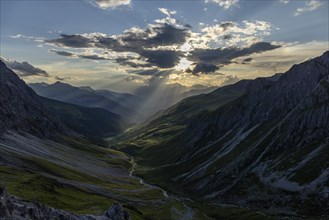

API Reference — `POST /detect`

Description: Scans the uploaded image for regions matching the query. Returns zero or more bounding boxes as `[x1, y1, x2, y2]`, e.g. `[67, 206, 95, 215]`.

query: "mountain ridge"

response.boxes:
[114, 51, 329, 217]
[0, 60, 64, 139]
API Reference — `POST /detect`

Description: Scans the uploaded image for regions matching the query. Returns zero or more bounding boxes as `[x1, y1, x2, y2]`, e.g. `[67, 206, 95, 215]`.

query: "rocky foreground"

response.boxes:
[0, 186, 130, 220]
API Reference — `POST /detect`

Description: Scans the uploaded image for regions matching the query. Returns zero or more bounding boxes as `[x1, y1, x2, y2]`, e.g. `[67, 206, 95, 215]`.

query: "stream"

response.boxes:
[129, 157, 169, 197]
[129, 156, 212, 219]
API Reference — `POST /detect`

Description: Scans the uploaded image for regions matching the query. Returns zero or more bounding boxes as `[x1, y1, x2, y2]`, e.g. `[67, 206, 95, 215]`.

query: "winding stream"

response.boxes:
[129, 157, 169, 197]
[129, 156, 212, 219]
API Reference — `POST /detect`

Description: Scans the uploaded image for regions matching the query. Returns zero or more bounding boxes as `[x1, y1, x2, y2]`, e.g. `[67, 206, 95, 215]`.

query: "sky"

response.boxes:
[0, 0, 328, 93]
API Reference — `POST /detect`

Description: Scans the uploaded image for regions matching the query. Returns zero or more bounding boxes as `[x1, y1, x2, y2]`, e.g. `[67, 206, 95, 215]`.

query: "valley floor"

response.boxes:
[0, 132, 285, 219]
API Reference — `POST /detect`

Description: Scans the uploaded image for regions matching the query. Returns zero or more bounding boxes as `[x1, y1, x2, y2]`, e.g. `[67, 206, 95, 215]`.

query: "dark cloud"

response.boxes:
[115, 49, 182, 69]
[189, 42, 281, 66]
[46, 23, 190, 69]
[140, 50, 182, 68]
[49, 49, 110, 61]
[220, 22, 236, 30]
[50, 49, 75, 57]
[184, 24, 193, 29]
[4, 60, 49, 77]
[78, 54, 109, 60]
[46, 22, 279, 74]
[223, 35, 233, 40]
[46, 34, 94, 48]
[47, 24, 190, 52]
[185, 68, 192, 73]
[192, 63, 219, 75]
[115, 57, 152, 68]
[243, 57, 253, 62]
[242, 57, 253, 64]
[119, 23, 190, 49]
[96, 37, 121, 50]
[55, 76, 64, 81]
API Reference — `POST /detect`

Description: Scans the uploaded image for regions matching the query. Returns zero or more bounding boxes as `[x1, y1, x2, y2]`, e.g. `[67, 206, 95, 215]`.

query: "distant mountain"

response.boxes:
[29, 81, 138, 123]
[30, 81, 215, 124]
[115, 51, 329, 217]
[94, 89, 142, 110]
[43, 97, 123, 140]
[129, 82, 217, 122]
[0, 60, 63, 139]
[0, 61, 124, 141]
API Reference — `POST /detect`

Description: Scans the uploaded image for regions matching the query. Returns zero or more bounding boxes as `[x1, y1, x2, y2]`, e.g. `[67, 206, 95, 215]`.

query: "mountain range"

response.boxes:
[114, 51, 329, 217]
[1, 51, 329, 219]
[29, 81, 140, 124]
[29, 81, 216, 125]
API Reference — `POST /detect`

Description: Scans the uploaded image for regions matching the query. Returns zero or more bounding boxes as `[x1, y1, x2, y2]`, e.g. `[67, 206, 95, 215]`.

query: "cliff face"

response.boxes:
[0, 60, 63, 139]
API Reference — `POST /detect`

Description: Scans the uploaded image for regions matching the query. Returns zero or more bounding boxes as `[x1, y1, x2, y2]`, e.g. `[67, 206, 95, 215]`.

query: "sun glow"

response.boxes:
[174, 58, 193, 71]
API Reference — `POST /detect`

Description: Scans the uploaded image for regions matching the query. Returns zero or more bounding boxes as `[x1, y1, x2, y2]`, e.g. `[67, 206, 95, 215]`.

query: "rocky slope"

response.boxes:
[115, 51, 329, 217]
[0, 185, 130, 220]
[0, 60, 63, 139]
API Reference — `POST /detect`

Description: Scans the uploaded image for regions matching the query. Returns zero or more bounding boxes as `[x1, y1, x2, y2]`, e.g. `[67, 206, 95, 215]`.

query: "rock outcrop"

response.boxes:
[0, 185, 130, 220]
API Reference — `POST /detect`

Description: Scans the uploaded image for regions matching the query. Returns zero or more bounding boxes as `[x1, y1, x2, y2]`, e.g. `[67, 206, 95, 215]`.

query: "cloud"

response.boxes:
[219, 21, 236, 30]
[279, 0, 290, 4]
[46, 34, 94, 48]
[50, 49, 114, 61]
[89, 0, 131, 9]
[46, 22, 190, 69]
[295, 0, 324, 16]
[42, 17, 279, 77]
[3, 59, 49, 77]
[55, 76, 71, 81]
[158, 8, 177, 17]
[119, 24, 189, 49]
[192, 63, 219, 75]
[78, 54, 110, 60]
[223, 35, 233, 40]
[189, 20, 276, 50]
[49, 49, 75, 57]
[130, 68, 160, 76]
[189, 42, 281, 66]
[205, 0, 239, 9]
[10, 34, 34, 40]
[242, 57, 253, 64]
[10, 34, 45, 43]
[221, 75, 240, 86]
[46, 23, 190, 51]
[140, 50, 182, 68]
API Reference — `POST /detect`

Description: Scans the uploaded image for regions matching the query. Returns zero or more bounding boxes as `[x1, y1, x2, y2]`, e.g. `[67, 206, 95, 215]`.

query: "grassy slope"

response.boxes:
[0, 132, 278, 220]
[0, 134, 200, 220]
[112, 77, 329, 218]
[114, 80, 250, 161]
[43, 97, 123, 139]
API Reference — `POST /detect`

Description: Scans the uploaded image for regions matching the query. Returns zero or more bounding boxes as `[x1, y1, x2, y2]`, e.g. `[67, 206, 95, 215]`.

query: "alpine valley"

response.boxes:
[1, 50, 329, 219]
[1, 2, 329, 219]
